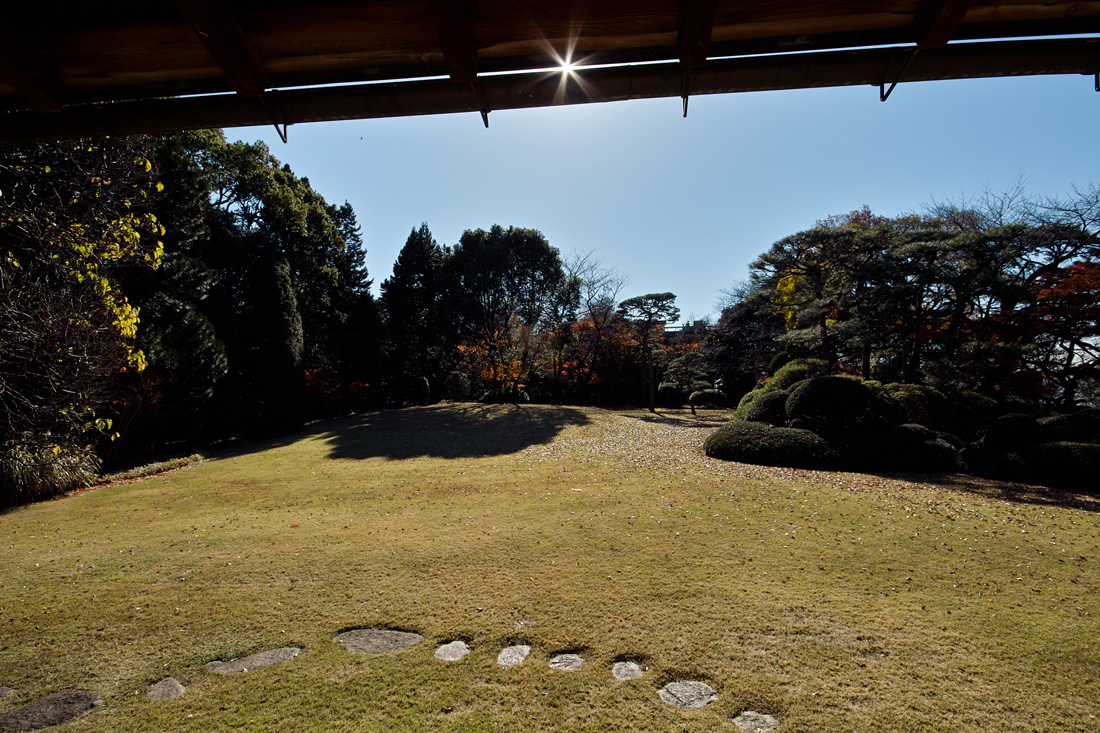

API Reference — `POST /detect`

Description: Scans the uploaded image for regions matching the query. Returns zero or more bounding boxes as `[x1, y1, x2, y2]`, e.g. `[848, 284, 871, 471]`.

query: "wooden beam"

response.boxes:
[4, 38, 1096, 144]
[436, 0, 479, 84]
[678, 0, 717, 68]
[0, 21, 67, 113]
[174, 0, 268, 97]
[912, 0, 973, 49]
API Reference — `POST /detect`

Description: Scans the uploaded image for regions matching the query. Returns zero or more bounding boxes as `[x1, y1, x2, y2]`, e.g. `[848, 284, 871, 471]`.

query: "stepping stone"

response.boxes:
[611, 661, 644, 680]
[0, 688, 12, 699]
[732, 710, 780, 732]
[434, 641, 470, 662]
[0, 689, 101, 731]
[335, 629, 423, 655]
[548, 654, 584, 671]
[146, 678, 185, 700]
[658, 681, 718, 710]
[206, 647, 301, 674]
[496, 645, 531, 668]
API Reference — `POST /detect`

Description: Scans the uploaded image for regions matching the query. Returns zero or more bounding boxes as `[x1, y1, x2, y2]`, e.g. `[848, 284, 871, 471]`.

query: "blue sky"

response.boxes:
[231, 72, 1100, 324]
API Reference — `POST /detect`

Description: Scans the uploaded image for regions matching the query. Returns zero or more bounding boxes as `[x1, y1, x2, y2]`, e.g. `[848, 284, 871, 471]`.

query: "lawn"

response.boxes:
[1, 404, 1098, 731]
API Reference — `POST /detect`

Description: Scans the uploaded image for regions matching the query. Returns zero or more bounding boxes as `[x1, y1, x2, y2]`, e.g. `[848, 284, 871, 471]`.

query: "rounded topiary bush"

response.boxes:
[689, 380, 713, 395]
[689, 389, 727, 409]
[819, 424, 958, 472]
[982, 413, 1042, 452]
[967, 441, 1100, 490]
[769, 351, 792, 375]
[770, 358, 830, 391]
[785, 376, 872, 426]
[705, 419, 838, 469]
[874, 383, 953, 430]
[1038, 410, 1100, 444]
[743, 389, 789, 426]
[657, 382, 685, 408]
[444, 371, 471, 402]
[736, 389, 763, 418]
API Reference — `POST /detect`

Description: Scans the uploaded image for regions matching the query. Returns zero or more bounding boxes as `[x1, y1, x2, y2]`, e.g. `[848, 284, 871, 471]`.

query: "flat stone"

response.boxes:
[496, 645, 531, 668]
[0, 689, 101, 731]
[658, 681, 717, 710]
[434, 641, 470, 662]
[548, 654, 584, 671]
[205, 647, 301, 674]
[335, 629, 423, 655]
[0, 688, 12, 699]
[146, 678, 185, 700]
[611, 661, 644, 680]
[732, 711, 780, 732]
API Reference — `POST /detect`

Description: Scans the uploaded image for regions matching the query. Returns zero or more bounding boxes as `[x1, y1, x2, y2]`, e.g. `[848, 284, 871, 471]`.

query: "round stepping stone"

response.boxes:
[0, 689, 101, 731]
[496, 645, 531, 668]
[611, 661, 644, 680]
[0, 687, 13, 699]
[335, 629, 423, 655]
[658, 681, 718, 709]
[146, 678, 185, 700]
[434, 641, 470, 662]
[732, 710, 780, 732]
[205, 647, 301, 674]
[548, 654, 584, 671]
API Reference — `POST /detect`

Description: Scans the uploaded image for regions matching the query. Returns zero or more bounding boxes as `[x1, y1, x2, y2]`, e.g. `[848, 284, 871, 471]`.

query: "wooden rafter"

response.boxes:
[677, 0, 717, 68]
[174, 0, 268, 97]
[0, 20, 67, 113]
[912, 0, 974, 49]
[436, 0, 479, 85]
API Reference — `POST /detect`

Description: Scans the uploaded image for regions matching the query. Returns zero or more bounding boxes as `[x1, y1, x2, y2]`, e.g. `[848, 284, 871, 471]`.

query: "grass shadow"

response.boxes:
[889, 471, 1100, 512]
[618, 409, 731, 429]
[321, 403, 590, 460]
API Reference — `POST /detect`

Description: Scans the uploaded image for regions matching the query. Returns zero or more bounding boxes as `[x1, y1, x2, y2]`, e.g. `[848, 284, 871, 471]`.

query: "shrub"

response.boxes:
[657, 382, 685, 408]
[689, 389, 727, 409]
[770, 358, 830, 391]
[1038, 410, 1100, 444]
[785, 376, 872, 426]
[873, 383, 974, 435]
[818, 424, 958, 472]
[982, 413, 1042, 452]
[967, 441, 1100, 491]
[444, 371, 472, 402]
[407, 376, 431, 406]
[769, 351, 792, 375]
[480, 385, 530, 404]
[705, 419, 838, 469]
[736, 389, 763, 418]
[1, 437, 99, 506]
[743, 390, 789, 426]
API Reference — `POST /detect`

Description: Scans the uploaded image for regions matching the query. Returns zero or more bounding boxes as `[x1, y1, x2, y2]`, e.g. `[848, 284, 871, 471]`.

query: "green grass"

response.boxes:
[1, 403, 1098, 731]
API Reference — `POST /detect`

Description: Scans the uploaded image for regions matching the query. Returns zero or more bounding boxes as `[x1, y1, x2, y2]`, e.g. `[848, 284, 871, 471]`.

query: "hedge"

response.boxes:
[705, 419, 838, 469]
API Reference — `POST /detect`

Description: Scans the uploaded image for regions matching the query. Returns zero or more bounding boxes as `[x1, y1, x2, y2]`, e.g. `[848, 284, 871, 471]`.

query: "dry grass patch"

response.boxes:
[1, 403, 1098, 731]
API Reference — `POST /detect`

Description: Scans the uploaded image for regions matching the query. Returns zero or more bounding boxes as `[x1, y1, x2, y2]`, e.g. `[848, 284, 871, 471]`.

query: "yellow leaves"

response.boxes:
[156, 182, 164, 193]
[44, 165, 51, 173]
[4, 251, 18, 268]
[134, 156, 152, 172]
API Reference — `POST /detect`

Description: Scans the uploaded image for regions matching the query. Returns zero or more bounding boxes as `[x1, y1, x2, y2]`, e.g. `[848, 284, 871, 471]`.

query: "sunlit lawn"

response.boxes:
[1, 404, 1098, 731]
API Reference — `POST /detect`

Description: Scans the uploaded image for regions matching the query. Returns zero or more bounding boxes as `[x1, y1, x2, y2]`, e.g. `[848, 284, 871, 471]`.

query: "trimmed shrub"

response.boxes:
[1, 438, 99, 506]
[1038, 410, 1100, 444]
[657, 382, 685, 408]
[818, 424, 958, 472]
[480, 385, 530, 404]
[743, 390, 789, 426]
[444, 371, 471, 402]
[785, 376, 872, 426]
[705, 419, 838, 469]
[736, 389, 763, 418]
[874, 383, 953, 429]
[770, 358, 830, 391]
[982, 413, 1042, 452]
[689, 389, 727, 409]
[967, 441, 1100, 491]
[769, 351, 792, 375]
[406, 375, 431, 406]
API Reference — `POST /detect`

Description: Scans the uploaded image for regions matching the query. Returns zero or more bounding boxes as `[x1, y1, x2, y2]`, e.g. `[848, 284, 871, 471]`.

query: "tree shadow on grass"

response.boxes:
[321, 403, 590, 460]
[618, 409, 731, 429]
[893, 471, 1100, 513]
